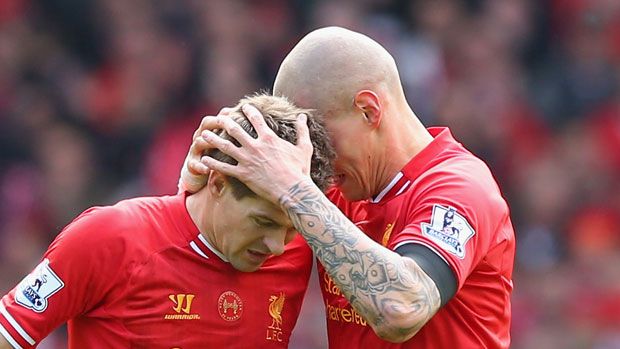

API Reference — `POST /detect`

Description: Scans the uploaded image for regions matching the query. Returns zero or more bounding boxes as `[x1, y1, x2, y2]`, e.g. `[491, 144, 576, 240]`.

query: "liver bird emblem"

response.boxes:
[268, 292, 286, 330]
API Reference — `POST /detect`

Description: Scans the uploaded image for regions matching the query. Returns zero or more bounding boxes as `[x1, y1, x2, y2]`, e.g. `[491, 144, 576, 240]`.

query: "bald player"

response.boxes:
[182, 27, 515, 348]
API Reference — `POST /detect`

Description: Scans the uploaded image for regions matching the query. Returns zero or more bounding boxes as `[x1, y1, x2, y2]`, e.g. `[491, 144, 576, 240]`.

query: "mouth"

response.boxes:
[246, 249, 270, 264]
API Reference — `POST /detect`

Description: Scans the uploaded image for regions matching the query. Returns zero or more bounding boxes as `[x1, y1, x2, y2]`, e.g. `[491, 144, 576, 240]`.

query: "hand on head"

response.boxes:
[178, 107, 232, 194]
[199, 103, 314, 205]
[179, 94, 335, 206]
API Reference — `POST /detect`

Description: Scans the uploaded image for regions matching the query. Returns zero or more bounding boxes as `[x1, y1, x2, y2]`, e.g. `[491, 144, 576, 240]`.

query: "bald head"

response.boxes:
[273, 26, 404, 116]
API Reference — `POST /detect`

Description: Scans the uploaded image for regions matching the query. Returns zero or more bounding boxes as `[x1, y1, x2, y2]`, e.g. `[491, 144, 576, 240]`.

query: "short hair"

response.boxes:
[207, 93, 335, 199]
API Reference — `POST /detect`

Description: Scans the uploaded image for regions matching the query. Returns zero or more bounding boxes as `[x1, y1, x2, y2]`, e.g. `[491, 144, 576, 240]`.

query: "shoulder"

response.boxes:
[401, 149, 511, 255]
[417, 149, 508, 215]
[49, 196, 177, 257]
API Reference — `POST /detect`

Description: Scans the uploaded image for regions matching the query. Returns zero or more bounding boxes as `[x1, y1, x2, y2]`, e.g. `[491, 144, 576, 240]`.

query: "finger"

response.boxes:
[217, 107, 233, 116]
[242, 104, 273, 138]
[187, 158, 210, 175]
[200, 155, 239, 178]
[180, 158, 209, 194]
[295, 113, 312, 151]
[191, 105, 235, 140]
[189, 136, 213, 157]
[201, 129, 246, 161]
[192, 115, 220, 140]
[202, 116, 256, 148]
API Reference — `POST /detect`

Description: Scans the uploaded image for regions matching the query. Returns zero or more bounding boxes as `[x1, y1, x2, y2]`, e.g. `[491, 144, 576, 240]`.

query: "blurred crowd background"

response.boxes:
[1, 0, 619, 348]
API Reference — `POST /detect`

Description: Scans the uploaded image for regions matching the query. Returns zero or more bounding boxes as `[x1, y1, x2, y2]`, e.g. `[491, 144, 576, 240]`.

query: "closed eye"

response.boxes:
[251, 216, 280, 228]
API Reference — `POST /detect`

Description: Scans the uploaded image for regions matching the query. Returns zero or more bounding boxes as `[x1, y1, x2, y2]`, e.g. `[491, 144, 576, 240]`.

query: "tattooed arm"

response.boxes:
[280, 180, 441, 343]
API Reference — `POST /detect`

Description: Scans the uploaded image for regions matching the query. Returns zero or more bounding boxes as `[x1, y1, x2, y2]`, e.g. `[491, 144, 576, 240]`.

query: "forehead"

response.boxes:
[237, 195, 290, 223]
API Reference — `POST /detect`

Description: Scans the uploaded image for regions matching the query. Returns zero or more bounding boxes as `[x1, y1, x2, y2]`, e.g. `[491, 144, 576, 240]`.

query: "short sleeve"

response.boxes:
[0, 206, 130, 348]
[388, 178, 495, 291]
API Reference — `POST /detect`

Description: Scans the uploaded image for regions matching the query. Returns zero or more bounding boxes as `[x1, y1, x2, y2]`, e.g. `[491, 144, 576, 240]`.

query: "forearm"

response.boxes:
[280, 180, 440, 342]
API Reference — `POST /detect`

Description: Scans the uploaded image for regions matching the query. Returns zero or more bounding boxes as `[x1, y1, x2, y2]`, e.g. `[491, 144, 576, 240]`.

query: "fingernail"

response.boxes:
[299, 113, 307, 122]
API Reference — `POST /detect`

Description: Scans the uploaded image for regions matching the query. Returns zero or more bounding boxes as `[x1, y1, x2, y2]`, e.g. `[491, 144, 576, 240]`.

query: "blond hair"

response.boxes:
[207, 93, 335, 198]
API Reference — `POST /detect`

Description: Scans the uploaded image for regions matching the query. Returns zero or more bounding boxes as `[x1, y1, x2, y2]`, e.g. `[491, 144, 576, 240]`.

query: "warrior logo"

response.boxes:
[169, 294, 195, 314]
[421, 205, 475, 259]
[165, 294, 200, 320]
[15, 259, 64, 313]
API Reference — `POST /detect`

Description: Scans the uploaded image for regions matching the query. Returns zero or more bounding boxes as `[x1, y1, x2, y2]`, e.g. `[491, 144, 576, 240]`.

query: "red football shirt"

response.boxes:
[320, 127, 515, 348]
[0, 194, 313, 348]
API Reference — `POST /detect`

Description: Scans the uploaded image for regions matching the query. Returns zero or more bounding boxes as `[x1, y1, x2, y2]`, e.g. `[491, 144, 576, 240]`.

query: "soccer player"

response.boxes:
[181, 27, 516, 348]
[0, 94, 335, 349]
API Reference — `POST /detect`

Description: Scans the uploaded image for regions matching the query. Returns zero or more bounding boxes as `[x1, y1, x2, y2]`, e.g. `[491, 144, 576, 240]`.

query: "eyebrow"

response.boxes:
[252, 214, 281, 224]
[252, 213, 292, 229]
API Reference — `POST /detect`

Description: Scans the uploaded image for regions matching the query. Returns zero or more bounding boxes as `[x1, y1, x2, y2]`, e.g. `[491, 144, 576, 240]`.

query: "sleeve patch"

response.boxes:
[421, 205, 475, 259]
[15, 259, 64, 313]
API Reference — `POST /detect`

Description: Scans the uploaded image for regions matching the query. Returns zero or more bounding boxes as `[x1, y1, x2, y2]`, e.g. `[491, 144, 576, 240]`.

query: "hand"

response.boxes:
[199, 104, 314, 205]
[177, 107, 233, 194]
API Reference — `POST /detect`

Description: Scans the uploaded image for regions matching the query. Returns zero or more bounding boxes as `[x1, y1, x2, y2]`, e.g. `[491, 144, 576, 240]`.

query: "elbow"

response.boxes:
[370, 311, 428, 343]
[373, 324, 419, 343]
[373, 327, 415, 343]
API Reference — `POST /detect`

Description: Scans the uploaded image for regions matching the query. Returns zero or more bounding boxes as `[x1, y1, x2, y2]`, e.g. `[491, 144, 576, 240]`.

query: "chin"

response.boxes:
[339, 188, 369, 202]
[232, 262, 260, 273]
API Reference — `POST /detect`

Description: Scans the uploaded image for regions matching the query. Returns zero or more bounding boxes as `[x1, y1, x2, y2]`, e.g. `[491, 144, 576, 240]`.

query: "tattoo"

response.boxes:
[281, 181, 441, 339]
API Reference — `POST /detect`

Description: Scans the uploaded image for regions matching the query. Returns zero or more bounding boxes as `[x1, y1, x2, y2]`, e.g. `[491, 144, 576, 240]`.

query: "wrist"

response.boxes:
[277, 178, 320, 211]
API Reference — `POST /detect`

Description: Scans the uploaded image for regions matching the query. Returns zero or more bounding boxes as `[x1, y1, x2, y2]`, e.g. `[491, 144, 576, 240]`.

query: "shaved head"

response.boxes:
[273, 26, 404, 116]
[272, 27, 432, 201]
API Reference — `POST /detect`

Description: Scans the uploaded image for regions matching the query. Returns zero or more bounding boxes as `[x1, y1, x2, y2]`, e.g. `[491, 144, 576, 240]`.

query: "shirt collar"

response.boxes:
[370, 127, 461, 204]
[191, 233, 229, 262]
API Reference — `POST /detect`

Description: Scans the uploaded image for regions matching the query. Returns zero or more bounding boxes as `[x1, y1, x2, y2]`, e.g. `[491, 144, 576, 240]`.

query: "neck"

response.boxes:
[185, 189, 217, 247]
[374, 105, 432, 193]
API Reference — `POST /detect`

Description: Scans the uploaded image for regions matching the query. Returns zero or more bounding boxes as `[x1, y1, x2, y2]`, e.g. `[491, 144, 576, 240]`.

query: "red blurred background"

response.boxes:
[1, 0, 619, 347]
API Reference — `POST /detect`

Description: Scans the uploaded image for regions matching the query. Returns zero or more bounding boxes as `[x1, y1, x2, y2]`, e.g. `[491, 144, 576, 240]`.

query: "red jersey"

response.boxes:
[0, 194, 312, 348]
[320, 127, 515, 348]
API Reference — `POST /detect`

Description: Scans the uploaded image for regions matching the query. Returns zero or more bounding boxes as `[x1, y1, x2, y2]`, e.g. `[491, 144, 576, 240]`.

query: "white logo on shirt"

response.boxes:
[15, 259, 64, 313]
[421, 205, 475, 259]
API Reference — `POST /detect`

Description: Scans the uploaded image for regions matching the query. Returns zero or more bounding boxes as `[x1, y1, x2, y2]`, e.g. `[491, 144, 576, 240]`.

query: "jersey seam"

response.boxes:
[481, 215, 507, 274]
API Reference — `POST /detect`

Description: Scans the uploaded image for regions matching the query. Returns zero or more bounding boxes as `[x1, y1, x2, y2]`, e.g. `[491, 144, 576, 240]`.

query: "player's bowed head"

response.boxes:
[185, 93, 336, 272]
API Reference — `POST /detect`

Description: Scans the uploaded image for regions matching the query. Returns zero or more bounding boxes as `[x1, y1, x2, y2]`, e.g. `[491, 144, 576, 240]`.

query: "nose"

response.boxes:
[263, 230, 287, 256]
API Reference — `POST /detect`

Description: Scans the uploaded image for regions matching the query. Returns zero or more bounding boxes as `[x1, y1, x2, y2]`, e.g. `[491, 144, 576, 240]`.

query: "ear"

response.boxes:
[353, 90, 382, 128]
[206, 170, 228, 198]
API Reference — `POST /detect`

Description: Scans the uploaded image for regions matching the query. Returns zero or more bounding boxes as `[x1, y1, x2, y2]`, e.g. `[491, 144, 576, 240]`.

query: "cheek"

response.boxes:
[332, 139, 354, 164]
[333, 132, 366, 164]
[336, 148, 363, 174]
[229, 226, 261, 250]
